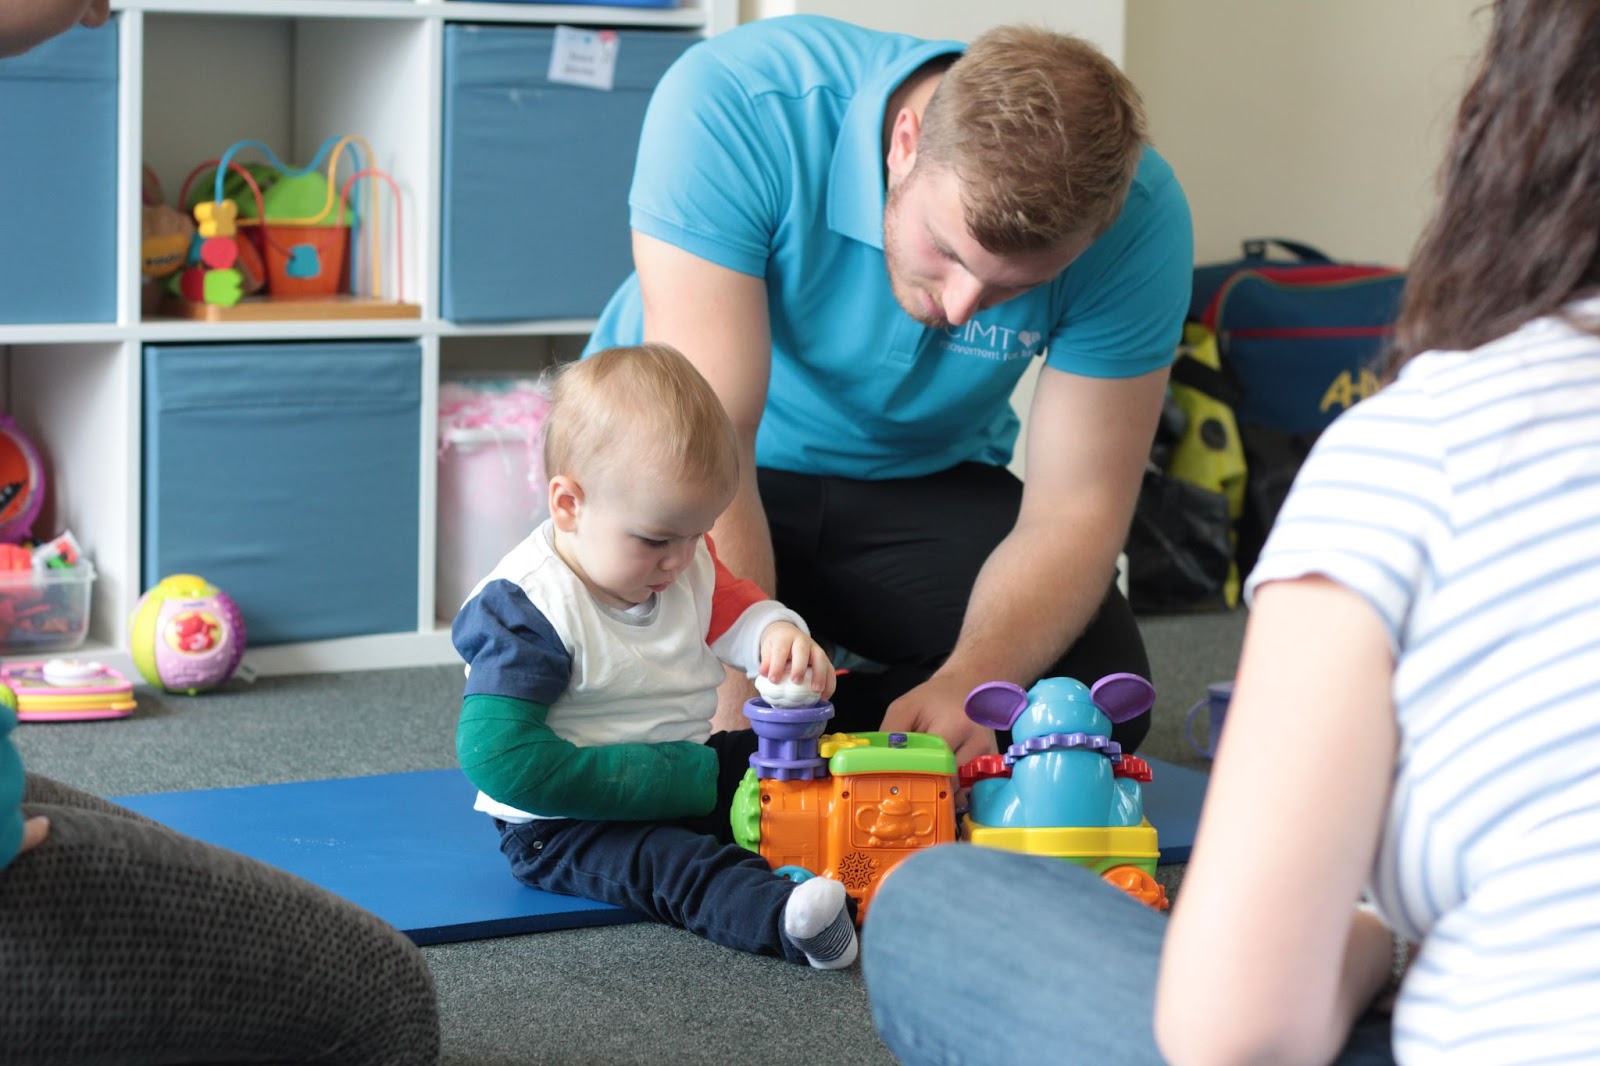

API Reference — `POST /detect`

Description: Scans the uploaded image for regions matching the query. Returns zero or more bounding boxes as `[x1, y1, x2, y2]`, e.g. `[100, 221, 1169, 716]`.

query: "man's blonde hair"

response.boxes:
[916, 24, 1147, 254]
[543, 343, 739, 494]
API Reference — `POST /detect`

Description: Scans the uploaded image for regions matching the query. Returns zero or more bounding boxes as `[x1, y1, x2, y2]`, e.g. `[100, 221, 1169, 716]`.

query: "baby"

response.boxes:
[452, 342, 856, 968]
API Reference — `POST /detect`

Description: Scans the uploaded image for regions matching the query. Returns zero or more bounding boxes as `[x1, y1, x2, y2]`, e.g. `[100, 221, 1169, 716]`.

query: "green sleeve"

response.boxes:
[455, 693, 718, 821]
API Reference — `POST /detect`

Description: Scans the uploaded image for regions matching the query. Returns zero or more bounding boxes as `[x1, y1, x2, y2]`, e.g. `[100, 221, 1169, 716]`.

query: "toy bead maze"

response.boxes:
[157, 135, 420, 322]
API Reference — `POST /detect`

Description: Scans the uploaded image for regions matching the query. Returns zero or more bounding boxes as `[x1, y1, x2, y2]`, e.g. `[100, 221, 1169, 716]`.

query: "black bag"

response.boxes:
[1126, 463, 1237, 614]
[1124, 344, 1243, 614]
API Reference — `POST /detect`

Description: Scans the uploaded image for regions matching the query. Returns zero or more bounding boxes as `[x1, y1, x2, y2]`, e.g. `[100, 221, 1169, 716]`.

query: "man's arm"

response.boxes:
[882, 364, 1168, 762]
[633, 231, 775, 729]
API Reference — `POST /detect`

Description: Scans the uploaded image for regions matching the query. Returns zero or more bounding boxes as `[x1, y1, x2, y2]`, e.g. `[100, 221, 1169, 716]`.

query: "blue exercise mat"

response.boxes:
[115, 769, 645, 946]
[1142, 755, 1209, 863]
[114, 758, 1208, 947]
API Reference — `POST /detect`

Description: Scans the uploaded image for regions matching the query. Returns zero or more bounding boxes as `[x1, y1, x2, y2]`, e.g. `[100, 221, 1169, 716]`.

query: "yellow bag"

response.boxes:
[1164, 324, 1247, 606]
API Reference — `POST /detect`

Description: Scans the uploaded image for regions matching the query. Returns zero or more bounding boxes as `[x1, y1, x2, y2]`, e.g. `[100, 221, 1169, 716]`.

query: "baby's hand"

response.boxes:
[18, 815, 49, 855]
[757, 623, 836, 706]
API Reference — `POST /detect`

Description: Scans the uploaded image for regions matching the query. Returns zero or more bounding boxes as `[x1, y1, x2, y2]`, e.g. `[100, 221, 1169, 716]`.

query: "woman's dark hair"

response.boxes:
[1391, 0, 1600, 370]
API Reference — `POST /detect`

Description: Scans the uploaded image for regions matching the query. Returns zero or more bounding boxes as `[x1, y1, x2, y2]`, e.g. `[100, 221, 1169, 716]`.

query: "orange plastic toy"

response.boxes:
[732, 700, 957, 922]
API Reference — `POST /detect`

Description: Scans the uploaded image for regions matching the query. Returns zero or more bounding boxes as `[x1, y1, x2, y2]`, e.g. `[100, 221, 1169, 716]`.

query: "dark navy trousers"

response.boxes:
[495, 729, 814, 964]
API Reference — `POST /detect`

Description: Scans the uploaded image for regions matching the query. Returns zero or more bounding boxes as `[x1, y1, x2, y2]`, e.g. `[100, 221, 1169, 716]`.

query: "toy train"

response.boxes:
[731, 673, 1169, 919]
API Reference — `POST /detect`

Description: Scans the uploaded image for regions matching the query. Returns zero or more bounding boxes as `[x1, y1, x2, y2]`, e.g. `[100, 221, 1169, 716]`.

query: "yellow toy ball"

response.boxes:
[129, 575, 247, 695]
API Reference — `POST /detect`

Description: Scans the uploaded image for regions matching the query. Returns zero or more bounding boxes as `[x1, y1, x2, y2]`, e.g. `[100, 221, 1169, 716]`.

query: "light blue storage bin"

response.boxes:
[0, 23, 119, 325]
[441, 25, 697, 322]
[143, 342, 422, 646]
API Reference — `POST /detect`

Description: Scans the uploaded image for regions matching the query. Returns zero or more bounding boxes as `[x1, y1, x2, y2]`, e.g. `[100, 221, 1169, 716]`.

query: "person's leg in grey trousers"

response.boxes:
[1, 774, 441, 1065]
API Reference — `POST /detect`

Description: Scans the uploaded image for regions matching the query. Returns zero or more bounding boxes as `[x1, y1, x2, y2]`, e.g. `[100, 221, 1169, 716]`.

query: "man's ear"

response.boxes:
[885, 107, 921, 183]
[548, 474, 584, 532]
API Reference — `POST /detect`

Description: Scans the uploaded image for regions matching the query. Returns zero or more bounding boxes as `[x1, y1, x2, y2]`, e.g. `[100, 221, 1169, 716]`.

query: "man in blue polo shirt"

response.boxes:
[587, 15, 1192, 763]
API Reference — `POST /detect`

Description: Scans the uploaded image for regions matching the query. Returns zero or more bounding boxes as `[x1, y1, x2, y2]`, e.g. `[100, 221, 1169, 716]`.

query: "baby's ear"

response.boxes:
[548, 474, 584, 532]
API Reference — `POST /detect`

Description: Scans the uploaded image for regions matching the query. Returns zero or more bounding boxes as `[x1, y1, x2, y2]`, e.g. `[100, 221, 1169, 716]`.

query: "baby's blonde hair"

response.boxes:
[543, 343, 739, 495]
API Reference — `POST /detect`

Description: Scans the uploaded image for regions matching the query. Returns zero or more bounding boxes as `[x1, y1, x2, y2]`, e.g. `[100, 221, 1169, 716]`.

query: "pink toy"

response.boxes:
[2, 659, 136, 722]
[129, 574, 247, 695]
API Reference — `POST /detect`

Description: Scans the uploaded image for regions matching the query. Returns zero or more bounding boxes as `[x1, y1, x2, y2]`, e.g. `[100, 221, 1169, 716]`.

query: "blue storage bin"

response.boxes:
[441, 25, 697, 322]
[0, 23, 119, 325]
[143, 342, 422, 646]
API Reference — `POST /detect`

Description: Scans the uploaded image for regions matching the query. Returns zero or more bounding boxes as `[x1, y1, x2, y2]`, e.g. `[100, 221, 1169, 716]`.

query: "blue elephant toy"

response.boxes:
[965, 674, 1154, 829]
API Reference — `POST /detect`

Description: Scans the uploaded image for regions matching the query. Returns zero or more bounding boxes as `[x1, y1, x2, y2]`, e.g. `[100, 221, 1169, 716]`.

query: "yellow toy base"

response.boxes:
[963, 817, 1160, 869]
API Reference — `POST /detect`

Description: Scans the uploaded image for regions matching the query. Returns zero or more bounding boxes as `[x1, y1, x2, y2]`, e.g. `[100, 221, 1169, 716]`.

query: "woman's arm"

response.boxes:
[1156, 576, 1399, 1066]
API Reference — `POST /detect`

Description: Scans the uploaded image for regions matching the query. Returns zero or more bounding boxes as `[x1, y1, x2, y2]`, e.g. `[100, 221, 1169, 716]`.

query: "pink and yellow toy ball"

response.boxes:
[129, 574, 246, 695]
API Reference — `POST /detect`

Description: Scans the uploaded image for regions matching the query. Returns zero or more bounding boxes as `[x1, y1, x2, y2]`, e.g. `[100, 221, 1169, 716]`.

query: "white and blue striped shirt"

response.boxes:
[1246, 302, 1600, 1064]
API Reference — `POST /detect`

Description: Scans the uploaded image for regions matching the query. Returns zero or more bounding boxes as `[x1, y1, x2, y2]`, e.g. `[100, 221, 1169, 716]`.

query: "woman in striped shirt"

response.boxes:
[865, 3, 1600, 1063]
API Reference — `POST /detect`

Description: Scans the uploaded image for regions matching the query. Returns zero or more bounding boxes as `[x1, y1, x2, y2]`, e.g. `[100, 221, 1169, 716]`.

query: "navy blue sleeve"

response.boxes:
[451, 579, 572, 704]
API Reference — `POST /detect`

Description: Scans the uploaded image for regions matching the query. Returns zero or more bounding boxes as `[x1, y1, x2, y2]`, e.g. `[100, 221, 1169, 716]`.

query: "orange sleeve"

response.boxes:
[705, 533, 768, 644]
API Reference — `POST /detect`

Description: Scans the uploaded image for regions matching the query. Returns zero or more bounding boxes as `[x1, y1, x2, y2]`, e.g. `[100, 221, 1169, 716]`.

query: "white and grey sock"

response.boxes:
[782, 876, 858, 970]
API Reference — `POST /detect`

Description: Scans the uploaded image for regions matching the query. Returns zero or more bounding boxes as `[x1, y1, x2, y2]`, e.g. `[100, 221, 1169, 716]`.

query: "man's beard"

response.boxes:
[882, 179, 947, 329]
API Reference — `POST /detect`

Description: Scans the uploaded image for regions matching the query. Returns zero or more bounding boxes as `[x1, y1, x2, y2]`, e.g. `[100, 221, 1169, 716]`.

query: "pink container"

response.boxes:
[435, 424, 549, 622]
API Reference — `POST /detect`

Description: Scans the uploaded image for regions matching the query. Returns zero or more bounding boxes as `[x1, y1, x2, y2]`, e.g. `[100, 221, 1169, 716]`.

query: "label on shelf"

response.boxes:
[548, 25, 620, 91]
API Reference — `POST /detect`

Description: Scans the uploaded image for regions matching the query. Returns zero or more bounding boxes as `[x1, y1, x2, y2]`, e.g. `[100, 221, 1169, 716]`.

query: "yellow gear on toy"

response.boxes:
[818, 733, 869, 759]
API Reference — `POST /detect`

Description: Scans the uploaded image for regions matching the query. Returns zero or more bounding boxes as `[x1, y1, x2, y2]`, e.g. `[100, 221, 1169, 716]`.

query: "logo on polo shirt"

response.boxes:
[937, 319, 1045, 361]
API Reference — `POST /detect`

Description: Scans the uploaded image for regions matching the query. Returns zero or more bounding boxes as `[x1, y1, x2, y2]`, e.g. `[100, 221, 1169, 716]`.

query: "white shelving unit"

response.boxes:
[0, 0, 734, 678]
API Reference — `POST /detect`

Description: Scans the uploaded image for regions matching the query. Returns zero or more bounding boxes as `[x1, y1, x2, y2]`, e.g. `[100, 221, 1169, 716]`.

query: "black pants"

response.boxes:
[759, 462, 1152, 752]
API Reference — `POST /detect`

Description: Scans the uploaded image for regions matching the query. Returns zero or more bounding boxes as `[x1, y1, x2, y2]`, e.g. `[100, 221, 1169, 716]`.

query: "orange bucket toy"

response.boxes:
[262, 223, 351, 298]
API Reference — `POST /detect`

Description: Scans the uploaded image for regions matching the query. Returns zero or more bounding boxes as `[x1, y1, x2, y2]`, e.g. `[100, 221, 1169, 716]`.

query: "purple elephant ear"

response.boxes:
[1091, 673, 1155, 724]
[965, 681, 1030, 730]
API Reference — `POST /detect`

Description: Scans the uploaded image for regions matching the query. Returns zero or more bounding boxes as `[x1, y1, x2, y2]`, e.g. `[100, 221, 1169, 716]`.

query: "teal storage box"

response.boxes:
[143, 342, 422, 645]
[0, 23, 119, 325]
[441, 25, 696, 322]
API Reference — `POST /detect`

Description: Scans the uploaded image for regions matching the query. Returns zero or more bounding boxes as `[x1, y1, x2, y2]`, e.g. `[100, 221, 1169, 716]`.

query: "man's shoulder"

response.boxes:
[1124, 145, 1182, 213]
[685, 15, 929, 98]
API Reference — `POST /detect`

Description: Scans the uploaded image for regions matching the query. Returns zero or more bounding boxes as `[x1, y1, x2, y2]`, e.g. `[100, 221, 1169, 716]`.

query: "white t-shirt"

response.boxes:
[1247, 302, 1600, 1064]
[454, 521, 801, 823]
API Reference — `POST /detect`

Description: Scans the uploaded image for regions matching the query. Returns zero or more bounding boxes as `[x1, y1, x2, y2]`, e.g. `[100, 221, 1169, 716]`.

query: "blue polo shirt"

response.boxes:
[586, 14, 1193, 480]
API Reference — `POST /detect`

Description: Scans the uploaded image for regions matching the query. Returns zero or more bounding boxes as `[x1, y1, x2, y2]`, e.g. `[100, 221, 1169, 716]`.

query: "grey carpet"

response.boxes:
[12, 608, 1245, 1065]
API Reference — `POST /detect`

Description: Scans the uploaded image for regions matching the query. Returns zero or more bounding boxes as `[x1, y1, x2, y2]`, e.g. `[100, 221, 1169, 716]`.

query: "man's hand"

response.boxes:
[881, 674, 998, 765]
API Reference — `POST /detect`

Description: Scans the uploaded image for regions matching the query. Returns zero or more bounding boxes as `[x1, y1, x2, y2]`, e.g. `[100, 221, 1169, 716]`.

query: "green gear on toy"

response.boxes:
[731, 768, 762, 852]
[0, 682, 15, 713]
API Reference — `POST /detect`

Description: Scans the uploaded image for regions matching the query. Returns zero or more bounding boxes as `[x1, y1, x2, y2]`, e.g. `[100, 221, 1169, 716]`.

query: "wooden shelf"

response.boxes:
[160, 295, 423, 322]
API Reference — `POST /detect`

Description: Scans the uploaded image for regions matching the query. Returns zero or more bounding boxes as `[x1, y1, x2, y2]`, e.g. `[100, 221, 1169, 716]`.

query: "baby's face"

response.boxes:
[556, 471, 734, 610]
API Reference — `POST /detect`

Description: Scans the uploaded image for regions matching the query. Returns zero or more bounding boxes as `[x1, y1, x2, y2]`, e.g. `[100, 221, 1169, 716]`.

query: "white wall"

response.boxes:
[1126, 0, 1491, 267]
